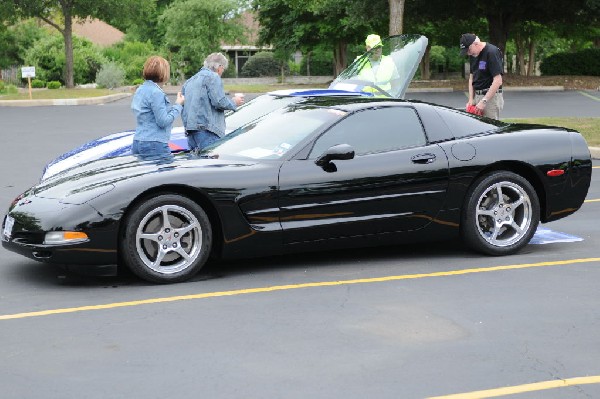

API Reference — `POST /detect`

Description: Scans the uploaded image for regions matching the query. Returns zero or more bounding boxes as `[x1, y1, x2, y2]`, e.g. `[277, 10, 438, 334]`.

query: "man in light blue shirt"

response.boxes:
[181, 53, 244, 151]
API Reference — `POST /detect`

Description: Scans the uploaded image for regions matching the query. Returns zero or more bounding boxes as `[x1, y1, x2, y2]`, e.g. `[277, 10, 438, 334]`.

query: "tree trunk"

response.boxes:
[515, 33, 526, 76]
[420, 45, 430, 80]
[333, 41, 347, 76]
[389, 0, 405, 36]
[527, 39, 536, 77]
[486, 10, 512, 57]
[62, 5, 74, 88]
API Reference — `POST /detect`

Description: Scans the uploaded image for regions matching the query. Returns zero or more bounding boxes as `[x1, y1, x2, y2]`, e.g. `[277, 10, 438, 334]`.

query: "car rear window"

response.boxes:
[434, 106, 506, 139]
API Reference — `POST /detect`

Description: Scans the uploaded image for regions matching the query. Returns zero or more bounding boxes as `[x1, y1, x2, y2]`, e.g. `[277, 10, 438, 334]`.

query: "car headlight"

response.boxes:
[44, 231, 89, 245]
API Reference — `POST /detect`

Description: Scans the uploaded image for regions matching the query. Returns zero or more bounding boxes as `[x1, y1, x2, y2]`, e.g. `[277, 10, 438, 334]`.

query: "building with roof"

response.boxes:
[222, 11, 272, 76]
[72, 17, 124, 47]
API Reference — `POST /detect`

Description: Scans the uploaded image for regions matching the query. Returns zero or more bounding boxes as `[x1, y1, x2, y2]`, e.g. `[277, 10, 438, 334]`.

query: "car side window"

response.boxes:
[309, 107, 426, 158]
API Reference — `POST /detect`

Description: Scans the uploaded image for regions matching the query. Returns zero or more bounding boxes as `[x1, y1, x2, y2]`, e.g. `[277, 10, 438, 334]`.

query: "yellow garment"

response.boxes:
[358, 54, 397, 93]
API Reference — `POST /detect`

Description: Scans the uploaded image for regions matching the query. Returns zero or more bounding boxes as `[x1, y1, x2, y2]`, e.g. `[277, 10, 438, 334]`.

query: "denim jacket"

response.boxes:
[181, 67, 237, 137]
[131, 81, 182, 143]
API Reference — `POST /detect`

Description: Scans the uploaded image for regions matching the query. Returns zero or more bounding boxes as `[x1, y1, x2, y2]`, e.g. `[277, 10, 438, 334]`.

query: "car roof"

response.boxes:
[285, 96, 413, 112]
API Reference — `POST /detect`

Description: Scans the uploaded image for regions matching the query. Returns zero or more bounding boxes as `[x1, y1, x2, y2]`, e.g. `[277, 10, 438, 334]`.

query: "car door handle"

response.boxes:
[411, 153, 436, 164]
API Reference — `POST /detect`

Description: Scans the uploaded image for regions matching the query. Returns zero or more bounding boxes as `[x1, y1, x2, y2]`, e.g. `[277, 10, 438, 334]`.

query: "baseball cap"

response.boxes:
[459, 33, 476, 56]
[365, 34, 382, 49]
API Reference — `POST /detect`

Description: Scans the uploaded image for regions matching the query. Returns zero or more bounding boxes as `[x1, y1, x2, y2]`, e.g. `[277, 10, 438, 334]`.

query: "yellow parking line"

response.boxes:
[428, 375, 600, 398]
[1, 257, 599, 321]
[585, 198, 600, 203]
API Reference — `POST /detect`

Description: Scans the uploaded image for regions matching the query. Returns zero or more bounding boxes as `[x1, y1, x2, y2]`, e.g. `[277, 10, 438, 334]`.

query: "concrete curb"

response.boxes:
[0, 92, 131, 107]
[590, 146, 600, 160]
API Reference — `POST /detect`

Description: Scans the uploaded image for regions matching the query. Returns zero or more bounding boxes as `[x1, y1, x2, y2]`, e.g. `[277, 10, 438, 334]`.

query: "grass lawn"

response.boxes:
[504, 117, 600, 147]
[0, 88, 114, 100]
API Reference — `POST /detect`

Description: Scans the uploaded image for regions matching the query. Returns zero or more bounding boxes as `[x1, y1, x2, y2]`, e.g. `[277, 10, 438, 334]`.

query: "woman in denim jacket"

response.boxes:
[131, 56, 184, 161]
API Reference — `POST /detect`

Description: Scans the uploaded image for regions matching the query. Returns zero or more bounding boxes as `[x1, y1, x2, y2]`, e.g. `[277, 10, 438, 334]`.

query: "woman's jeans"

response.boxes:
[132, 140, 173, 163]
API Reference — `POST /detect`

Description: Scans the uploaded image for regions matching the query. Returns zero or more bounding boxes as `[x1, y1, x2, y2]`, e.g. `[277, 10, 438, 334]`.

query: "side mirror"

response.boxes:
[315, 144, 355, 167]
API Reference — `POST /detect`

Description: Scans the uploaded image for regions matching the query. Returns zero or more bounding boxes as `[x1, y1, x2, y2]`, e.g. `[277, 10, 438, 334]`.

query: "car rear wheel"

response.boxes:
[461, 171, 540, 256]
[121, 194, 212, 283]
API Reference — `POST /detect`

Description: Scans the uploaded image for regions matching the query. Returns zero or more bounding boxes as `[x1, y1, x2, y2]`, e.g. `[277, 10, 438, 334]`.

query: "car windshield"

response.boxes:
[329, 34, 428, 99]
[202, 107, 347, 160]
[225, 94, 303, 134]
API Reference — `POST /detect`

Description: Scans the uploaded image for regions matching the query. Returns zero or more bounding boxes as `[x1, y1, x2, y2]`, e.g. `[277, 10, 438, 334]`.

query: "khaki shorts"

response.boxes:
[475, 92, 504, 120]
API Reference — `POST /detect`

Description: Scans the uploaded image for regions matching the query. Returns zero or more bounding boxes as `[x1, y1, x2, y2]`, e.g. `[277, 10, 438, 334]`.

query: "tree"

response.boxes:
[255, 0, 387, 75]
[5, 0, 147, 88]
[109, 0, 175, 45]
[159, 0, 245, 79]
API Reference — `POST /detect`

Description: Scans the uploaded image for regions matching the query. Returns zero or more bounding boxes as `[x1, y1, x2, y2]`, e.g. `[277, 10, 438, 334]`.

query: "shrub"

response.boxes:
[24, 34, 106, 84]
[222, 56, 237, 78]
[241, 52, 286, 77]
[31, 79, 46, 88]
[103, 40, 156, 83]
[541, 48, 600, 76]
[4, 84, 18, 94]
[132, 78, 144, 86]
[95, 62, 125, 89]
[288, 60, 301, 76]
[299, 48, 333, 76]
[47, 81, 61, 89]
[0, 80, 5, 92]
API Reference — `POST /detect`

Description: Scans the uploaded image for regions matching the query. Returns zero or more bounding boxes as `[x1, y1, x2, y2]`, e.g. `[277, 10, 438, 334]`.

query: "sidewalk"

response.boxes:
[0, 92, 130, 107]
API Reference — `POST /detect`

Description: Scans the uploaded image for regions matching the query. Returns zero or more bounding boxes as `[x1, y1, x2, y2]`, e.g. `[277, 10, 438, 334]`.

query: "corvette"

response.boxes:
[2, 96, 592, 283]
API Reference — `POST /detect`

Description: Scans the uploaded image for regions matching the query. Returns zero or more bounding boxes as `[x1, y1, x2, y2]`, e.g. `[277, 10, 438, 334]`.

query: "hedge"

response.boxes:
[540, 48, 600, 76]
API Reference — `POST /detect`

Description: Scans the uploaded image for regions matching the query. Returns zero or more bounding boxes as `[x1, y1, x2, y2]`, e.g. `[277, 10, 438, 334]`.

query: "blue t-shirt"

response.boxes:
[470, 43, 503, 90]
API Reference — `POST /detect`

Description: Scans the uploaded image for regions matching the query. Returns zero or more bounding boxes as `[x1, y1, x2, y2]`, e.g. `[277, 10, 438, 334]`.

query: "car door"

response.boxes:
[278, 106, 449, 244]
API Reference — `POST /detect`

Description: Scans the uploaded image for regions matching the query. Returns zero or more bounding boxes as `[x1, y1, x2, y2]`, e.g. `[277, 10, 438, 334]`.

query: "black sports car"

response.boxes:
[2, 97, 592, 283]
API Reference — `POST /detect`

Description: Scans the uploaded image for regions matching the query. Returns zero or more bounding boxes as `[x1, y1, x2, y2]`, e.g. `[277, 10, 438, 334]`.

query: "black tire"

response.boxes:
[121, 194, 212, 283]
[461, 171, 540, 256]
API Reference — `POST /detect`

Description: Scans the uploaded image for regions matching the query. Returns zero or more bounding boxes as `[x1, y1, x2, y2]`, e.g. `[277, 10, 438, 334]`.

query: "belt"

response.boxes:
[475, 88, 502, 95]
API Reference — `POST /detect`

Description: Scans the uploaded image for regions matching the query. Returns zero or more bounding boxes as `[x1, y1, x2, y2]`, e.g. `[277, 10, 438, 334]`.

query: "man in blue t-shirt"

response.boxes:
[459, 33, 504, 119]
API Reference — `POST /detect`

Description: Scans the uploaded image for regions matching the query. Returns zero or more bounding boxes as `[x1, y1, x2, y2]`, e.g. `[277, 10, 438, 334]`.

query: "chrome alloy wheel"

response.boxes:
[475, 181, 532, 247]
[135, 204, 202, 274]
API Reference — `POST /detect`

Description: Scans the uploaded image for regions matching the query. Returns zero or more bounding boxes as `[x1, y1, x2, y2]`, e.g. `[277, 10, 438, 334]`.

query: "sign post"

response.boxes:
[21, 66, 36, 100]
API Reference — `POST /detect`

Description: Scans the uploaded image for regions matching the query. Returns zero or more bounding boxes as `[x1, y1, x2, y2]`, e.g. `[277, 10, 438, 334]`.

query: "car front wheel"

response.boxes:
[461, 171, 540, 256]
[121, 194, 212, 283]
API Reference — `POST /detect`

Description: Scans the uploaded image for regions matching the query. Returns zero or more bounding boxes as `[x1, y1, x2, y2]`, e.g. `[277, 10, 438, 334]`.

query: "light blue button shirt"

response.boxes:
[181, 68, 237, 138]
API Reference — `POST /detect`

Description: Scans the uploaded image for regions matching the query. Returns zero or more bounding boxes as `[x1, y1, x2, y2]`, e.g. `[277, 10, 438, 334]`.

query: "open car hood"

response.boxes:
[329, 34, 428, 99]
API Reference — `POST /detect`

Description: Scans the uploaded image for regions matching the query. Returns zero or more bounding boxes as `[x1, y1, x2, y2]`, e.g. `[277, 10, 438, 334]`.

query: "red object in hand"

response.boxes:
[466, 104, 483, 116]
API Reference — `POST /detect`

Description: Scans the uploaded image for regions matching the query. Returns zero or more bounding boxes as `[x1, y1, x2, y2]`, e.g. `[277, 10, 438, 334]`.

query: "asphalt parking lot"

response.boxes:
[0, 93, 599, 398]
